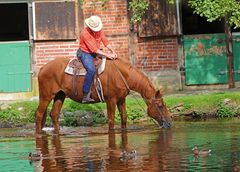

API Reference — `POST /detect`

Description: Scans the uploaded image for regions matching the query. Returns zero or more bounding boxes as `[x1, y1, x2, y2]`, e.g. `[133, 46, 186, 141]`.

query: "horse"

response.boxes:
[35, 57, 172, 133]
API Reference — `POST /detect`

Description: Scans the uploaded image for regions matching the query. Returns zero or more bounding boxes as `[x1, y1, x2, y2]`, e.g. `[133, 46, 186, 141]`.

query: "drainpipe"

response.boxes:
[176, 0, 181, 35]
[176, 0, 184, 91]
[28, 2, 35, 75]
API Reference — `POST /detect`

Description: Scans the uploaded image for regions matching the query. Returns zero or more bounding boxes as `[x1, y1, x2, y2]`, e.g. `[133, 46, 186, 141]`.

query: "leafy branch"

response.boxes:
[129, 0, 149, 23]
[168, 0, 240, 28]
[77, 0, 149, 23]
[188, 0, 240, 29]
[77, 0, 109, 8]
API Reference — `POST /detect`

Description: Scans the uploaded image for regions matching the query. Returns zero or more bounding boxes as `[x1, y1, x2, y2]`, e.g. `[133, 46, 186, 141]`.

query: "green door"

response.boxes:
[233, 33, 240, 81]
[183, 34, 228, 85]
[0, 41, 31, 92]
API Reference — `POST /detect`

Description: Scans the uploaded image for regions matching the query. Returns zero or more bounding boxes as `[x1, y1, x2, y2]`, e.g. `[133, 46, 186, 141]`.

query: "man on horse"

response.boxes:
[77, 15, 117, 103]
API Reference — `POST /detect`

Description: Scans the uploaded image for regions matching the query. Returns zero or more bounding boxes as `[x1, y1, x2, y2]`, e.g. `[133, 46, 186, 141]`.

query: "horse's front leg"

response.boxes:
[106, 98, 117, 130]
[117, 98, 127, 129]
[35, 98, 51, 134]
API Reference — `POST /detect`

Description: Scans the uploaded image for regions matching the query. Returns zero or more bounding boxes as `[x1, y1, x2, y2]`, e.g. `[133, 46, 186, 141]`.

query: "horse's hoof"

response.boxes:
[35, 130, 47, 137]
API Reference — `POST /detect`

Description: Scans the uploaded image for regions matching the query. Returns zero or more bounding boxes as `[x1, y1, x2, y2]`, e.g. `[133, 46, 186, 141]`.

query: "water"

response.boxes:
[1, 119, 240, 171]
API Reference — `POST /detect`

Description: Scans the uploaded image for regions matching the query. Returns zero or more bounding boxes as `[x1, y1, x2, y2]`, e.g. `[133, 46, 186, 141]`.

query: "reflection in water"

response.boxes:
[142, 129, 175, 171]
[1, 121, 240, 171]
[230, 134, 240, 172]
[32, 129, 176, 172]
[34, 135, 66, 171]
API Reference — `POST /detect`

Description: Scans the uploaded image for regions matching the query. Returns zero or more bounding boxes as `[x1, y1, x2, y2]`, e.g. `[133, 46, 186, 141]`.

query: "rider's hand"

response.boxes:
[113, 52, 118, 59]
[108, 53, 117, 59]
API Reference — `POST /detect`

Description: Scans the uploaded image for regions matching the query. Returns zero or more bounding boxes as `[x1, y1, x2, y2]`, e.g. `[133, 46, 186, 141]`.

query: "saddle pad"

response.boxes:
[64, 57, 106, 76]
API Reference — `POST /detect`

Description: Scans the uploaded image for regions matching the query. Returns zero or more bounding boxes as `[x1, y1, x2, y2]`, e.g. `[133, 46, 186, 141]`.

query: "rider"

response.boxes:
[77, 15, 117, 103]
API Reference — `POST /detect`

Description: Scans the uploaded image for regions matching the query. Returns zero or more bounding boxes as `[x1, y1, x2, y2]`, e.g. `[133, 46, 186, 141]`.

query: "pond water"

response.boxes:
[1, 119, 240, 172]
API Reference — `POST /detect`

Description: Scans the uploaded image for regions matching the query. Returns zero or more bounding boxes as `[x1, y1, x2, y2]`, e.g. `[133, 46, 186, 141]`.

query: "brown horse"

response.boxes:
[35, 57, 172, 133]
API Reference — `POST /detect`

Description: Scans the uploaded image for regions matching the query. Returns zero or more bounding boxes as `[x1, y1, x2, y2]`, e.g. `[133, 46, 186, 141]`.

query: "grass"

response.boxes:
[1, 91, 240, 127]
[165, 91, 240, 116]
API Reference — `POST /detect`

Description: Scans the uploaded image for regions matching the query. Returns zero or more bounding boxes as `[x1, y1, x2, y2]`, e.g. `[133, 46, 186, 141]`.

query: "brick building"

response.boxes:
[4, 0, 236, 100]
[35, 0, 179, 77]
[0, 0, 182, 100]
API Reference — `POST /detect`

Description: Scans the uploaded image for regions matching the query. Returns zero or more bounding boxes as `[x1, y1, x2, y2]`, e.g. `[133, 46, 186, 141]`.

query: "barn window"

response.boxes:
[33, 1, 76, 40]
[138, 0, 178, 37]
[0, 3, 29, 41]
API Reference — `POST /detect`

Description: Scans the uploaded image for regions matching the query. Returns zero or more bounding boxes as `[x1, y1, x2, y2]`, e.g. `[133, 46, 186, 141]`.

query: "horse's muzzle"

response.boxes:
[162, 119, 172, 128]
[158, 117, 172, 129]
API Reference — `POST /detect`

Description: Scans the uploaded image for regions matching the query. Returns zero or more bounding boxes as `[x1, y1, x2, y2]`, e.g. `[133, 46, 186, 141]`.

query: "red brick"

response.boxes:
[34, 0, 178, 72]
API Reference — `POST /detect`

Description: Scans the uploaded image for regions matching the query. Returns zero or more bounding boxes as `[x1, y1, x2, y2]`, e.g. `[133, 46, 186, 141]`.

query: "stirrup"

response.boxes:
[82, 96, 95, 103]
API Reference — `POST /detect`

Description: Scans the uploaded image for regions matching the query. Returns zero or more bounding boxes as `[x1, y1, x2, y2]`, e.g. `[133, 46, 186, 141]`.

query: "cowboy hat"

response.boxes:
[85, 15, 103, 32]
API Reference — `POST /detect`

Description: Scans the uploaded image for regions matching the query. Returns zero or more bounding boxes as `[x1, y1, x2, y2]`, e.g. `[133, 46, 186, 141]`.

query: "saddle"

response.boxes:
[64, 57, 106, 102]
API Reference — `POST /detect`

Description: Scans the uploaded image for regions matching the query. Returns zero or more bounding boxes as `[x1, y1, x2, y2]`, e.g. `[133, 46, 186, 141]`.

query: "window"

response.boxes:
[0, 3, 29, 41]
[139, 0, 177, 37]
[33, 1, 76, 40]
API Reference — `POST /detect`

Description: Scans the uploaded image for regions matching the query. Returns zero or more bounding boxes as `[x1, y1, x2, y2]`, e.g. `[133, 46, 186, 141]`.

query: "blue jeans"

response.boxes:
[78, 51, 96, 94]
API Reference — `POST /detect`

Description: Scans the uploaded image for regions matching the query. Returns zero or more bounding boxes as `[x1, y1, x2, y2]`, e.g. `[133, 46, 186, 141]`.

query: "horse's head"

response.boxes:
[147, 90, 172, 128]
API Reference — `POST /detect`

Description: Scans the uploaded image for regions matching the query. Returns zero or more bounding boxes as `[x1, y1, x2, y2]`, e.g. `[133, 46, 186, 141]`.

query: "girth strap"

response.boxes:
[72, 66, 79, 96]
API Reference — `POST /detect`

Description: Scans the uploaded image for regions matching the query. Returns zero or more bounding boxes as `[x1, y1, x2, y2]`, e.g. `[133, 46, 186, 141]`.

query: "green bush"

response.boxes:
[62, 111, 107, 127]
[0, 108, 21, 124]
[92, 112, 107, 124]
[114, 108, 145, 124]
[216, 102, 235, 118]
[0, 101, 53, 126]
[62, 114, 79, 127]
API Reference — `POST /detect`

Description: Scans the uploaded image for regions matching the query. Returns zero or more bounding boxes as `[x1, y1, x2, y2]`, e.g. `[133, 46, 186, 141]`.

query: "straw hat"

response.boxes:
[85, 15, 103, 32]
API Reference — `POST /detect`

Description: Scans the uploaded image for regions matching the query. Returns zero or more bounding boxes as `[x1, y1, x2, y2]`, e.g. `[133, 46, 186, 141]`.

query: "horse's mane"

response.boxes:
[115, 58, 156, 99]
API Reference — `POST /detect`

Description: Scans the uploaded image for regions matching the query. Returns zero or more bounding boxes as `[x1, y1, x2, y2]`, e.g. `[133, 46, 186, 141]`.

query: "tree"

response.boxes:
[169, 0, 240, 88]
[188, 0, 240, 28]
[187, 0, 240, 88]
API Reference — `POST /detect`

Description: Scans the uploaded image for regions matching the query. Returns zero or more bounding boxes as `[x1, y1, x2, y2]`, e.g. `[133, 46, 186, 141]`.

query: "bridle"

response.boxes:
[107, 60, 169, 126]
[147, 98, 166, 119]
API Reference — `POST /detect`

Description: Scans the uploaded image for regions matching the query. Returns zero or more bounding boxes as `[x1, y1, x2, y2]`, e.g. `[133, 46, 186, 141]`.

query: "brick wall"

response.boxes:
[34, 41, 78, 71]
[135, 37, 178, 71]
[34, 0, 130, 72]
[34, 0, 178, 73]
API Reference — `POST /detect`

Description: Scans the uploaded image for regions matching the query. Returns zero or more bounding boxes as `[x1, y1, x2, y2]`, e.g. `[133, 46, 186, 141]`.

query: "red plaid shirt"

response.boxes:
[79, 27, 109, 53]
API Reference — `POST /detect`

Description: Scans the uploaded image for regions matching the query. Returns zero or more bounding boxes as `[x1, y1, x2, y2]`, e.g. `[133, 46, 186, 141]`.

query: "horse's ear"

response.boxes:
[155, 89, 164, 98]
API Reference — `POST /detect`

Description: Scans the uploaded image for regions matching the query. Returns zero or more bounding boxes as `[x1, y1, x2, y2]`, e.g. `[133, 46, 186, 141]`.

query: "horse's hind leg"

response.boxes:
[50, 91, 66, 133]
[117, 98, 127, 129]
[36, 98, 52, 134]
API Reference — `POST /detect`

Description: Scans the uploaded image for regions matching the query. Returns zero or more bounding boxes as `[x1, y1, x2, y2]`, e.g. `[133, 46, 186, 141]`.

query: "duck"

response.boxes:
[192, 146, 211, 157]
[99, 158, 107, 172]
[28, 151, 42, 161]
[119, 150, 137, 162]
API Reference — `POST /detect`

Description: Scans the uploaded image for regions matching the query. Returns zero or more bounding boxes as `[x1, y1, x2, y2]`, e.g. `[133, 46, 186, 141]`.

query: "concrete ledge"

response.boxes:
[145, 70, 182, 94]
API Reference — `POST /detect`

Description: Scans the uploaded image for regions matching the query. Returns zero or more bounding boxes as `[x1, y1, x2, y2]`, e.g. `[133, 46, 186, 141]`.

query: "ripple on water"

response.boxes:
[0, 120, 240, 171]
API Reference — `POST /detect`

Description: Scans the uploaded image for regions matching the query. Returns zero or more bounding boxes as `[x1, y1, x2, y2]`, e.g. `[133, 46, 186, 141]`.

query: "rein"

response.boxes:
[112, 61, 130, 93]
[110, 60, 162, 120]
[107, 59, 168, 128]
[107, 60, 146, 112]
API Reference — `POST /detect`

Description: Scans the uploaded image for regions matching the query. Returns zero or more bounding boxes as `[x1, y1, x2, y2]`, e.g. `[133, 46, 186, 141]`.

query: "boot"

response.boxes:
[82, 92, 95, 103]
